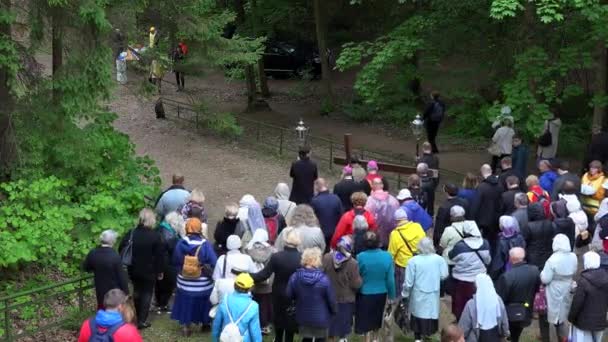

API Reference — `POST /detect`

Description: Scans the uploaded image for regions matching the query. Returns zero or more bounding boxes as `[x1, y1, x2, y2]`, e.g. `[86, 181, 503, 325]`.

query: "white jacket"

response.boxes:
[492, 126, 515, 155]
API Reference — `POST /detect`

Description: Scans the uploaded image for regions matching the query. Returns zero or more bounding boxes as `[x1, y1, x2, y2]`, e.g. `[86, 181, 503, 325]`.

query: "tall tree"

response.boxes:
[313, 0, 332, 113]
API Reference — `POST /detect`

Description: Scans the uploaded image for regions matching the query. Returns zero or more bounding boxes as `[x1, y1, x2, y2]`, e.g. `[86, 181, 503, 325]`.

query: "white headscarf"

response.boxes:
[595, 198, 608, 222]
[584, 251, 601, 270]
[246, 229, 270, 249]
[552, 234, 571, 253]
[274, 183, 291, 201]
[238, 194, 265, 233]
[463, 221, 483, 249]
[475, 273, 501, 330]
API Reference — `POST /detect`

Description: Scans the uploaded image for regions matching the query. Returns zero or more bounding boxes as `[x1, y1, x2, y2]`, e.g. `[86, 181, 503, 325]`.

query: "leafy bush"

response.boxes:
[205, 112, 243, 138]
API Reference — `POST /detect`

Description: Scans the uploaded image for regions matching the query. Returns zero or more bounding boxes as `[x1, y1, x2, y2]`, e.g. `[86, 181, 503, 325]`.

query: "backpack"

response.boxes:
[219, 297, 254, 342]
[532, 190, 552, 219]
[538, 120, 553, 147]
[429, 101, 445, 122]
[182, 243, 203, 279]
[120, 230, 134, 267]
[88, 318, 124, 342]
[264, 214, 280, 244]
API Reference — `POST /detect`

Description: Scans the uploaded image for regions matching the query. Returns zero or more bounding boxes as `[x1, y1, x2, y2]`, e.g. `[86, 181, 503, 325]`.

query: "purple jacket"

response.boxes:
[287, 268, 337, 328]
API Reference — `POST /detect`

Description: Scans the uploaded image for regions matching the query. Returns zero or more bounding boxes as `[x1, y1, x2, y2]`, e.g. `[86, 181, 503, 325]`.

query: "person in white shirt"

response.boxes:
[490, 118, 515, 173]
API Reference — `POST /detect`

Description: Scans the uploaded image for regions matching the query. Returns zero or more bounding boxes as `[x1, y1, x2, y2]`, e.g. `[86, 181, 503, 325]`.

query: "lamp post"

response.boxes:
[295, 118, 310, 148]
[411, 114, 424, 157]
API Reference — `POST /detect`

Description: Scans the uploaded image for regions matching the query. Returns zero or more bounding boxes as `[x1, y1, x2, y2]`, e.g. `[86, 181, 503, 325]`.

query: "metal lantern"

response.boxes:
[295, 119, 309, 146]
[411, 114, 424, 157]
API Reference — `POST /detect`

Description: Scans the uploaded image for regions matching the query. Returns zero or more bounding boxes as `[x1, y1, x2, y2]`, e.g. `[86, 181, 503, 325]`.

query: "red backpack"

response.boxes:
[264, 215, 280, 244]
[530, 187, 552, 219]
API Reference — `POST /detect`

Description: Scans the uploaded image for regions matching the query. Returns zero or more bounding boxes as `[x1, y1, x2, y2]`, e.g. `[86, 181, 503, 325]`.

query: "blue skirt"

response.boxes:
[329, 302, 355, 338]
[170, 288, 212, 325]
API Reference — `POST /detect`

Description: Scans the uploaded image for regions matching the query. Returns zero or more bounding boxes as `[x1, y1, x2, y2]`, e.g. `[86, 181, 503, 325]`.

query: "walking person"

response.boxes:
[537, 113, 562, 160]
[434, 183, 469, 248]
[388, 208, 425, 297]
[402, 238, 449, 342]
[154, 212, 184, 314]
[539, 233, 577, 342]
[154, 173, 189, 217]
[214, 203, 243, 256]
[581, 160, 606, 216]
[422, 91, 445, 153]
[457, 173, 479, 204]
[458, 273, 510, 341]
[551, 160, 581, 200]
[355, 231, 396, 342]
[289, 146, 318, 205]
[333, 165, 363, 211]
[500, 176, 522, 215]
[551, 200, 576, 251]
[352, 215, 371, 257]
[439, 206, 478, 264]
[397, 188, 433, 232]
[489, 216, 526, 280]
[275, 204, 326, 252]
[498, 157, 523, 191]
[330, 192, 376, 249]
[521, 202, 554, 270]
[261, 196, 287, 245]
[538, 159, 559, 194]
[512, 193, 529, 233]
[322, 236, 362, 342]
[213, 235, 256, 283]
[83, 230, 129, 310]
[237, 194, 266, 244]
[408, 174, 430, 212]
[365, 177, 400, 247]
[172, 41, 187, 91]
[361, 160, 390, 195]
[274, 183, 297, 224]
[511, 134, 529, 179]
[417, 142, 440, 169]
[181, 189, 208, 223]
[470, 164, 502, 246]
[489, 118, 515, 172]
[417, 163, 437, 216]
[311, 178, 343, 251]
[118, 208, 165, 330]
[495, 248, 540, 342]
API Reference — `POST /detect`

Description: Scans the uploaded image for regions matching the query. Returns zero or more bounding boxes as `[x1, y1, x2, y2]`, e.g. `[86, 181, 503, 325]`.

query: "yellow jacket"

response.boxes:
[388, 221, 426, 268]
[582, 172, 605, 215]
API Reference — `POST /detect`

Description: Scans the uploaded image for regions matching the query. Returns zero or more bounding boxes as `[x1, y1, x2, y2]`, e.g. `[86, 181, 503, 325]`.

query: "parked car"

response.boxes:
[262, 40, 326, 78]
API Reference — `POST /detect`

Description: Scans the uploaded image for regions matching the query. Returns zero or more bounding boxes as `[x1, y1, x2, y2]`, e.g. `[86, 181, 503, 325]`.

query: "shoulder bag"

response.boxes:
[120, 230, 134, 266]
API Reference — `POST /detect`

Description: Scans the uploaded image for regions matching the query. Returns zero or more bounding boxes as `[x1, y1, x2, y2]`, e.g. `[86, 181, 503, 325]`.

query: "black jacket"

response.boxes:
[568, 268, 608, 331]
[409, 187, 429, 211]
[471, 175, 502, 230]
[418, 153, 439, 170]
[310, 191, 343, 241]
[420, 175, 437, 216]
[118, 225, 166, 281]
[521, 203, 554, 270]
[500, 189, 521, 215]
[550, 172, 581, 201]
[157, 223, 180, 273]
[584, 132, 608, 172]
[552, 218, 575, 251]
[496, 262, 541, 325]
[489, 233, 526, 280]
[360, 176, 390, 196]
[433, 196, 469, 247]
[289, 157, 318, 204]
[498, 167, 525, 192]
[213, 217, 241, 255]
[83, 246, 129, 305]
[333, 177, 363, 211]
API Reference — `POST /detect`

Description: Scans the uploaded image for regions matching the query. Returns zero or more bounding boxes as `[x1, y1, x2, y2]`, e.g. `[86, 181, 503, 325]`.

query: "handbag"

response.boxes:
[538, 120, 553, 147]
[120, 230, 134, 266]
[533, 285, 547, 314]
[393, 299, 411, 335]
[506, 303, 528, 322]
[487, 143, 502, 157]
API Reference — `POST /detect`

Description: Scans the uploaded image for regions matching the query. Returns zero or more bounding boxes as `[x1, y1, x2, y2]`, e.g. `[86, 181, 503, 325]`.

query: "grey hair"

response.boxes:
[290, 204, 320, 227]
[100, 230, 118, 246]
[224, 203, 239, 218]
[138, 208, 156, 228]
[514, 193, 529, 207]
[353, 215, 369, 231]
[417, 237, 435, 255]
[416, 163, 429, 175]
[450, 205, 466, 219]
[283, 228, 302, 247]
[188, 189, 205, 204]
[480, 164, 492, 177]
[509, 247, 526, 261]
[165, 212, 186, 238]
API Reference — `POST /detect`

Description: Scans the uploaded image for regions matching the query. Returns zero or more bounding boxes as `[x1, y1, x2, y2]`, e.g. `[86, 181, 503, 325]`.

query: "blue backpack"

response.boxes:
[89, 318, 125, 342]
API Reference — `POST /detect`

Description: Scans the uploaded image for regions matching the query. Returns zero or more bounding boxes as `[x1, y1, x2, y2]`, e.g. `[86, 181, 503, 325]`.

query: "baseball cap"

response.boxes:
[396, 189, 412, 201]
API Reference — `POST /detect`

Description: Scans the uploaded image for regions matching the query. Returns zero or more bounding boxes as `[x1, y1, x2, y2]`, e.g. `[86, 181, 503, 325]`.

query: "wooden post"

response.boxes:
[279, 130, 284, 155]
[344, 133, 352, 164]
[329, 141, 334, 170]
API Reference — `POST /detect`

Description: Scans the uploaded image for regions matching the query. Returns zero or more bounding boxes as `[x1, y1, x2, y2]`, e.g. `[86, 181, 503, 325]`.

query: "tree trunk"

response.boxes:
[51, 8, 63, 76]
[250, 0, 269, 98]
[0, 0, 15, 175]
[593, 43, 607, 135]
[313, 0, 333, 114]
[234, 0, 257, 109]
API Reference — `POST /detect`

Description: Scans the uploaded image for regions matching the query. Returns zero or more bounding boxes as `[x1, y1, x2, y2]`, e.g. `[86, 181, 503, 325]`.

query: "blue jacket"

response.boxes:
[512, 144, 529, 178]
[357, 249, 396, 298]
[539, 170, 558, 194]
[287, 268, 337, 328]
[457, 189, 477, 204]
[173, 236, 217, 271]
[212, 292, 262, 342]
[402, 200, 432, 231]
[489, 233, 526, 280]
[311, 191, 344, 240]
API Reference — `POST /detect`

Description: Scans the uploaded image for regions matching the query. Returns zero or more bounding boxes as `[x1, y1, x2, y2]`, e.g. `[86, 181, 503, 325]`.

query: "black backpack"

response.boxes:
[429, 101, 445, 122]
[88, 318, 125, 342]
[538, 120, 553, 147]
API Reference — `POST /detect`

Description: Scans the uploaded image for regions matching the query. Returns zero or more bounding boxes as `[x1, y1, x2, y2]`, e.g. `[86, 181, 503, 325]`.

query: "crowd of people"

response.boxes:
[78, 139, 608, 342]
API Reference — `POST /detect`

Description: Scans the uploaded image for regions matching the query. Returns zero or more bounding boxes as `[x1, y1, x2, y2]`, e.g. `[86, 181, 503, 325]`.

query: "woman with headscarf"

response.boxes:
[245, 229, 277, 335]
[171, 218, 217, 337]
[274, 183, 297, 224]
[539, 233, 577, 342]
[402, 238, 449, 342]
[458, 273, 509, 341]
[489, 216, 526, 280]
[448, 221, 491, 321]
[213, 203, 242, 256]
[212, 235, 256, 282]
[237, 194, 266, 244]
[262, 196, 287, 244]
[180, 189, 208, 223]
[567, 200, 590, 245]
[275, 204, 326, 252]
[551, 200, 576, 251]
[322, 235, 362, 341]
[568, 251, 608, 342]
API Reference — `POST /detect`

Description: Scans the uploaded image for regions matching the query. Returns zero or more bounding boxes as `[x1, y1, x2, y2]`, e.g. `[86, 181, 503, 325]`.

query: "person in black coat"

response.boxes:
[289, 146, 318, 205]
[251, 229, 302, 342]
[417, 142, 439, 170]
[470, 165, 502, 245]
[568, 251, 608, 340]
[497, 157, 524, 192]
[496, 247, 541, 342]
[333, 165, 363, 211]
[154, 212, 183, 313]
[83, 230, 129, 310]
[417, 163, 437, 216]
[311, 178, 343, 251]
[213, 203, 242, 256]
[583, 130, 608, 173]
[422, 91, 445, 153]
[520, 203, 554, 270]
[501, 176, 522, 215]
[551, 160, 581, 201]
[118, 208, 166, 329]
[550, 200, 576, 251]
[434, 183, 469, 247]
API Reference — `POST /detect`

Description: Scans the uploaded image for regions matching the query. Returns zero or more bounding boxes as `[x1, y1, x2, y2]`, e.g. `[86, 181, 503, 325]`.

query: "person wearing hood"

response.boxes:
[551, 160, 581, 200]
[365, 177, 400, 247]
[261, 197, 287, 245]
[171, 218, 218, 336]
[287, 248, 337, 341]
[331, 192, 376, 249]
[244, 230, 277, 335]
[214, 203, 243, 256]
[275, 204, 326, 252]
[538, 159, 558, 194]
[448, 217, 491, 320]
[457, 173, 479, 205]
[581, 160, 606, 215]
[397, 189, 433, 232]
[417, 163, 437, 216]
[180, 189, 208, 223]
[568, 251, 608, 342]
[388, 208, 426, 297]
[238, 194, 266, 245]
[458, 273, 510, 342]
[567, 199, 589, 247]
[361, 160, 390, 195]
[333, 165, 363, 211]
[251, 229, 302, 342]
[78, 289, 143, 342]
[439, 206, 479, 265]
[539, 233, 577, 342]
[521, 202, 554, 270]
[154, 212, 185, 314]
[434, 183, 470, 248]
[551, 200, 575, 251]
[355, 231, 396, 342]
[289, 146, 318, 205]
[500, 176, 522, 215]
[402, 238, 448, 342]
[274, 183, 297, 225]
[311, 178, 343, 251]
[322, 235, 362, 341]
[213, 235, 257, 283]
[155, 174, 190, 217]
[526, 175, 551, 218]
[470, 164, 502, 245]
[489, 216, 525, 280]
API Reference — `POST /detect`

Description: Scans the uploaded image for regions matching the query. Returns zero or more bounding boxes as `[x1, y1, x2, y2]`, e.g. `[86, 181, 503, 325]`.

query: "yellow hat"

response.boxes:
[235, 273, 254, 290]
[149, 26, 156, 32]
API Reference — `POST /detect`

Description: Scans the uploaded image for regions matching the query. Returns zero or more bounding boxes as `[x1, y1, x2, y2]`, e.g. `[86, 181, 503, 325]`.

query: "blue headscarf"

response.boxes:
[333, 235, 354, 269]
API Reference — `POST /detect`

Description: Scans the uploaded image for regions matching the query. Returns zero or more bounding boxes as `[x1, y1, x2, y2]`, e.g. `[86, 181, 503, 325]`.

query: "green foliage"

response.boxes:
[194, 101, 242, 138]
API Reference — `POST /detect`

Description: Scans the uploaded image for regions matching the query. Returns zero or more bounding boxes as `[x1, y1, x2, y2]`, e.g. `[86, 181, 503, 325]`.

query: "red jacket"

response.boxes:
[78, 319, 142, 342]
[330, 208, 376, 248]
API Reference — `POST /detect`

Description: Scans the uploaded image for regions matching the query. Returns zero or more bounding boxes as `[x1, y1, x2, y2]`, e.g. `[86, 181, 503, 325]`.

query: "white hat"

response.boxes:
[396, 189, 412, 201]
[226, 235, 242, 251]
[394, 208, 408, 221]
